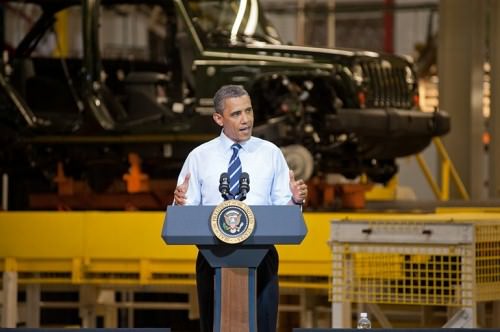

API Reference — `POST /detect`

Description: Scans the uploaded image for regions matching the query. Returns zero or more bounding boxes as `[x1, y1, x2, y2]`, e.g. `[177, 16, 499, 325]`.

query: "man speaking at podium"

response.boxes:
[173, 85, 308, 332]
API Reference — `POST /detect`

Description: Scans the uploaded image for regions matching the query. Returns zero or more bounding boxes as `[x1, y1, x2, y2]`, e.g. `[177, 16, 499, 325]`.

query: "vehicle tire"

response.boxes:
[280, 144, 314, 181]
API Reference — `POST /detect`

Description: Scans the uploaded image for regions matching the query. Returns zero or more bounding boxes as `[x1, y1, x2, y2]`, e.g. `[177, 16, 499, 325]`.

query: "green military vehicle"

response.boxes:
[0, 0, 449, 208]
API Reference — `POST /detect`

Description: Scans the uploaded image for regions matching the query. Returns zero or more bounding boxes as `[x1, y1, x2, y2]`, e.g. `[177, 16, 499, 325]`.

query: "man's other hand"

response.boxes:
[289, 170, 307, 204]
[174, 173, 190, 205]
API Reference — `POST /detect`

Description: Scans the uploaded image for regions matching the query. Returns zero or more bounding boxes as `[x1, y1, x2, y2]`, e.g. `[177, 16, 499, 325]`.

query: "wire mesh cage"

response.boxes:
[330, 218, 500, 307]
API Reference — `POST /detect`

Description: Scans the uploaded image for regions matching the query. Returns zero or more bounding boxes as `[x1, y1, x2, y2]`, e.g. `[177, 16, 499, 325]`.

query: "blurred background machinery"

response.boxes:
[0, 0, 453, 211]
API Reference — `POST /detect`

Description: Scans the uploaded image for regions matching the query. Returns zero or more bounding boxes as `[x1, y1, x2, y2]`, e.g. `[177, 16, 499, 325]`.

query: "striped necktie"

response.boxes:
[228, 143, 242, 196]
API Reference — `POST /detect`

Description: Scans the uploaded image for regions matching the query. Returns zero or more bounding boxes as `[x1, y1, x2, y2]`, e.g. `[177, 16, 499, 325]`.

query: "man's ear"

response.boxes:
[213, 112, 223, 127]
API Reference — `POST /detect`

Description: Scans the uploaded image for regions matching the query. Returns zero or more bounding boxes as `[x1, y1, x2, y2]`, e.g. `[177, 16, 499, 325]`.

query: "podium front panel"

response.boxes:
[162, 205, 306, 245]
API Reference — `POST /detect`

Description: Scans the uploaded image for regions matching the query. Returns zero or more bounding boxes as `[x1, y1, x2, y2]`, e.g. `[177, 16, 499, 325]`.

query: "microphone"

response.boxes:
[219, 172, 230, 200]
[238, 172, 250, 201]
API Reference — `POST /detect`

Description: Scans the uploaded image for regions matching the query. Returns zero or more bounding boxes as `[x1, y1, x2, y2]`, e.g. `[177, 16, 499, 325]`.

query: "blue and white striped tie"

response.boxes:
[228, 143, 242, 196]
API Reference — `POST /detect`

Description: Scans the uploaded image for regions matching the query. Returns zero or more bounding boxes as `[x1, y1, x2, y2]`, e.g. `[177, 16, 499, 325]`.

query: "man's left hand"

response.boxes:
[174, 173, 190, 205]
[289, 170, 308, 204]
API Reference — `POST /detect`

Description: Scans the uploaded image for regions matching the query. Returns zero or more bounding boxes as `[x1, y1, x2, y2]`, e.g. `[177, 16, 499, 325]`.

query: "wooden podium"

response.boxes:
[162, 204, 307, 332]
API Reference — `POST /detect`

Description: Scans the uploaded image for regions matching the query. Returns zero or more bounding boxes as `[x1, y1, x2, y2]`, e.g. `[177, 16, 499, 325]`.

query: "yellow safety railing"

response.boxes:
[54, 9, 69, 57]
[416, 137, 469, 201]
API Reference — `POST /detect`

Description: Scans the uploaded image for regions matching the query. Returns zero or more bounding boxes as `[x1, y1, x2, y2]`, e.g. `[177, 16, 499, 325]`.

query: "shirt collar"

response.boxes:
[219, 130, 252, 152]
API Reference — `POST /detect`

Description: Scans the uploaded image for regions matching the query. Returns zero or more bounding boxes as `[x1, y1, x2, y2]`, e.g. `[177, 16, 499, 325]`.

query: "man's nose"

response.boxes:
[241, 112, 249, 123]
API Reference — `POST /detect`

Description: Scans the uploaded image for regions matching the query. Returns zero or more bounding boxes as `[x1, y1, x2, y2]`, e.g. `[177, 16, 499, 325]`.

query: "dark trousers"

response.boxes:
[196, 246, 279, 332]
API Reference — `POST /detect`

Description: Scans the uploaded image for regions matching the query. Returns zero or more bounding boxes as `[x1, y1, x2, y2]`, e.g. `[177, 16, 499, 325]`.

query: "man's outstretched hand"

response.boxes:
[174, 173, 190, 205]
[289, 170, 308, 205]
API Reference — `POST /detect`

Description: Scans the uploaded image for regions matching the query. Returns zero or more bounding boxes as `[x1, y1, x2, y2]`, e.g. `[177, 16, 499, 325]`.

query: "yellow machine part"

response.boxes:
[2, 209, 500, 298]
[0, 212, 335, 288]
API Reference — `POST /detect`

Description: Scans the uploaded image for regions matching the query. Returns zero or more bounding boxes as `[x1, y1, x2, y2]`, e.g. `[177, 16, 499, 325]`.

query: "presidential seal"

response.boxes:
[210, 200, 255, 244]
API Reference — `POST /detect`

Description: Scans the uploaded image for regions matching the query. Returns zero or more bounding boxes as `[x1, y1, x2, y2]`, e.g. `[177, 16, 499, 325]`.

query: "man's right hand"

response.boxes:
[174, 173, 190, 205]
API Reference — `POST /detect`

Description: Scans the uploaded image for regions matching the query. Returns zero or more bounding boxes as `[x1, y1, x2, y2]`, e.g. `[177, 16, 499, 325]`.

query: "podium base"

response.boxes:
[214, 267, 256, 332]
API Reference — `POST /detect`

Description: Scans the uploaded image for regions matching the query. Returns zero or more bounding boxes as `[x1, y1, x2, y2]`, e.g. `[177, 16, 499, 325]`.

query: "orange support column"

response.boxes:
[123, 153, 150, 193]
[338, 183, 373, 209]
[53, 162, 74, 195]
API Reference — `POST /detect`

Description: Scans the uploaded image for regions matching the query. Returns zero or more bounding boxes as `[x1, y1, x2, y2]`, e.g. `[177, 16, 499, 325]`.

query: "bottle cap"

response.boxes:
[360, 312, 368, 318]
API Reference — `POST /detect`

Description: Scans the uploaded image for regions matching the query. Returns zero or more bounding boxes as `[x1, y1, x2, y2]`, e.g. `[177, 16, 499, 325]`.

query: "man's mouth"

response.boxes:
[240, 127, 251, 133]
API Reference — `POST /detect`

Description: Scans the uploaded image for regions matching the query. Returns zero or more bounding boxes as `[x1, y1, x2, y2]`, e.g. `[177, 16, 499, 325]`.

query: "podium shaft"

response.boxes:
[214, 268, 256, 332]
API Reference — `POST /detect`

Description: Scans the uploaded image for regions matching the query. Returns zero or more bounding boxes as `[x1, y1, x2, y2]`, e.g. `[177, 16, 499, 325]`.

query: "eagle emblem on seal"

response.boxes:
[210, 200, 255, 244]
[223, 209, 244, 234]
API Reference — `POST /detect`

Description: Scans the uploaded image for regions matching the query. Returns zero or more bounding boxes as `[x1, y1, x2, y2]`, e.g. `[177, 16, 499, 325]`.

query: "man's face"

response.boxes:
[213, 95, 254, 142]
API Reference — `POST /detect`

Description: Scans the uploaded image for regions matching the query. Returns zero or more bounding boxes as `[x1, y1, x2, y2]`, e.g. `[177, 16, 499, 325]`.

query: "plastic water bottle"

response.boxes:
[357, 312, 371, 329]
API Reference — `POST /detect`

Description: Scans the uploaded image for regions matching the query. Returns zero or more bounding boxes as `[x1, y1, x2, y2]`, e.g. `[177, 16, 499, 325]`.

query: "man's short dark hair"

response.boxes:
[213, 85, 249, 114]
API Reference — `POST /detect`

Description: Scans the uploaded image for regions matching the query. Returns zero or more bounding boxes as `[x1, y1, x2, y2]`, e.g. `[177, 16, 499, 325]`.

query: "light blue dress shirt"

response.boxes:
[176, 131, 292, 206]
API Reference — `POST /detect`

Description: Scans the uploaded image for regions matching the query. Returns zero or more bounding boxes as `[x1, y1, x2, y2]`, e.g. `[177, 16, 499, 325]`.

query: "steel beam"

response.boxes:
[79, 285, 97, 328]
[438, 0, 487, 199]
[489, 0, 500, 198]
[1, 271, 17, 327]
[26, 284, 40, 327]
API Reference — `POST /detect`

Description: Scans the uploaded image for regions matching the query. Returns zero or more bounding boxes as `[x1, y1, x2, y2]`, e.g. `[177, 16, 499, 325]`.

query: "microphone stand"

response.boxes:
[219, 172, 231, 201]
[238, 173, 249, 201]
[219, 173, 250, 201]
